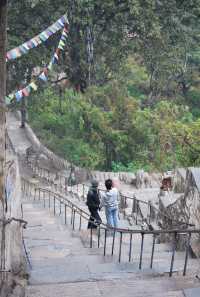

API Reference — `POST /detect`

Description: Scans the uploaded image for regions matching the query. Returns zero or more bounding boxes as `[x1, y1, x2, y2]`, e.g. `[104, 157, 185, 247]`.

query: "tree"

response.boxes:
[127, 0, 200, 103]
[7, 0, 62, 92]
[7, 0, 132, 92]
[7, 0, 200, 98]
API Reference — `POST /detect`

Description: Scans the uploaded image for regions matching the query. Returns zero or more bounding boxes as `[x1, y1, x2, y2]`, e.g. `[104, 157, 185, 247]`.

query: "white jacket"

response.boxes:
[101, 187, 119, 209]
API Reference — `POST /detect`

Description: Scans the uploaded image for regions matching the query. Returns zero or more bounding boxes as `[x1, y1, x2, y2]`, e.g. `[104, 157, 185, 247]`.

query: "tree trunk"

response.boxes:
[0, 0, 7, 273]
[20, 97, 26, 128]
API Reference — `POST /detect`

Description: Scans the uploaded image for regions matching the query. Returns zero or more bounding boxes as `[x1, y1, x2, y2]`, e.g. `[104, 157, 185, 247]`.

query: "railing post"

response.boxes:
[53, 196, 56, 215]
[72, 210, 76, 230]
[150, 234, 156, 269]
[34, 188, 36, 201]
[25, 182, 28, 196]
[132, 196, 136, 214]
[59, 200, 62, 215]
[104, 229, 107, 256]
[65, 183, 68, 194]
[90, 227, 93, 248]
[71, 207, 73, 225]
[148, 201, 151, 225]
[139, 233, 144, 269]
[29, 183, 32, 197]
[98, 227, 101, 248]
[43, 191, 45, 208]
[49, 191, 51, 208]
[29, 183, 31, 197]
[129, 233, 133, 262]
[169, 232, 177, 277]
[64, 205, 67, 224]
[123, 196, 126, 219]
[119, 232, 123, 263]
[183, 232, 191, 276]
[79, 212, 82, 230]
[111, 230, 116, 255]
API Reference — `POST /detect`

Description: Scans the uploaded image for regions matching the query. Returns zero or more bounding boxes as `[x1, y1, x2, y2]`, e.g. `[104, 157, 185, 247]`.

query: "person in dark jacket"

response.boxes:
[86, 180, 102, 229]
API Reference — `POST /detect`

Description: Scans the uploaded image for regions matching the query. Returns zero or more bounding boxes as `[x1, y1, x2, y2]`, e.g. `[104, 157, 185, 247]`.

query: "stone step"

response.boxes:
[183, 287, 200, 297]
[28, 259, 197, 286]
[23, 199, 195, 273]
[22, 186, 198, 283]
[26, 275, 200, 297]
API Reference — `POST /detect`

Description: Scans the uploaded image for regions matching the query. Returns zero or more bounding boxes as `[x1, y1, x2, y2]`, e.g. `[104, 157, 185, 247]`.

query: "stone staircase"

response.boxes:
[22, 188, 200, 297]
[6, 112, 200, 297]
[22, 182, 200, 297]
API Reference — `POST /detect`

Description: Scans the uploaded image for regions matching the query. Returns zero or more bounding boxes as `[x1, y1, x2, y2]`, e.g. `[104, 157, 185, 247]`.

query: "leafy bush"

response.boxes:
[28, 74, 200, 171]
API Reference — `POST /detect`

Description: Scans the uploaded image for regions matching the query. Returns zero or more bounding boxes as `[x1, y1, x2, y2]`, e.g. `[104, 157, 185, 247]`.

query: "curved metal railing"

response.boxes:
[21, 177, 200, 277]
[27, 160, 194, 229]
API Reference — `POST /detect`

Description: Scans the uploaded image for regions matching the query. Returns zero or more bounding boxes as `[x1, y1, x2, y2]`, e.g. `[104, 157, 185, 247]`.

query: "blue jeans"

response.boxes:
[105, 207, 118, 228]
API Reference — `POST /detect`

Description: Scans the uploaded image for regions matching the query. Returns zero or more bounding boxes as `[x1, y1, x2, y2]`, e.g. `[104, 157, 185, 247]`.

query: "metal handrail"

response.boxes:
[0, 217, 27, 228]
[22, 180, 199, 234]
[28, 161, 194, 229]
[27, 162, 146, 226]
[21, 177, 200, 276]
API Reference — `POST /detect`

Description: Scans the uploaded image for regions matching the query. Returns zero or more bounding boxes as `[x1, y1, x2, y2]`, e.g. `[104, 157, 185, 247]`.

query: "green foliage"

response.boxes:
[8, 0, 200, 96]
[8, 0, 200, 172]
[185, 89, 200, 118]
[111, 161, 153, 173]
[28, 80, 200, 171]
[7, 0, 65, 91]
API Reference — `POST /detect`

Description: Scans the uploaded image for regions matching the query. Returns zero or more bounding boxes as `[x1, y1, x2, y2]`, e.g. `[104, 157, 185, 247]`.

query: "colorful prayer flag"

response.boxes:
[39, 72, 48, 82]
[15, 90, 23, 102]
[29, 82, 38, 91]
[6, 26, 68, 105]
[6, 14, 69, 61]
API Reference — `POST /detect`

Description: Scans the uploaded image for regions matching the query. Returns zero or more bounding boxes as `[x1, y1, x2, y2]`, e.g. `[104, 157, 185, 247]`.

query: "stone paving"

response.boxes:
[23, 195, 200, 297]
[6, 113, 200, 297]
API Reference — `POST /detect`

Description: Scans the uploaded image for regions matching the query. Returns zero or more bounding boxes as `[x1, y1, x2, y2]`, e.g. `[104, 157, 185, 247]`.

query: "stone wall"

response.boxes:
[91, 170, 136, 184]
[0, 152, 26, 297]
[16, 112, 89, 183]
[19, 114, 135, 184]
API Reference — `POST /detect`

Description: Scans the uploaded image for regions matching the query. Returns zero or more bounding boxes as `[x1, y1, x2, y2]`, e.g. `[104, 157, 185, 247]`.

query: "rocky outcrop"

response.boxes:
[159, 168, 200, 254]
[173, 168, 186, 193]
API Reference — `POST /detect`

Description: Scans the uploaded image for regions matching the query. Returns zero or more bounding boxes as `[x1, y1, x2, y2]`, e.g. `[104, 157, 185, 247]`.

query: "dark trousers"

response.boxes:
[88, 207, 102, 229]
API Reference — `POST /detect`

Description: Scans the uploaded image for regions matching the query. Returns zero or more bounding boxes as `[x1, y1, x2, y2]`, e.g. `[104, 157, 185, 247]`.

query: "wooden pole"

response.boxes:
[0, 0, 7, 272]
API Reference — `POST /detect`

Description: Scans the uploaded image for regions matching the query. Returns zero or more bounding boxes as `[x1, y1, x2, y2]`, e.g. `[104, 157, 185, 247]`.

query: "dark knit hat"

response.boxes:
[91, 180, 99, 187]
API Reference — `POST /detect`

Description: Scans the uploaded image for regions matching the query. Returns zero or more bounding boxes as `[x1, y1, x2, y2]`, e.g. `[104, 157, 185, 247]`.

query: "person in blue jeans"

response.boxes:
[101, 179, 119, 228]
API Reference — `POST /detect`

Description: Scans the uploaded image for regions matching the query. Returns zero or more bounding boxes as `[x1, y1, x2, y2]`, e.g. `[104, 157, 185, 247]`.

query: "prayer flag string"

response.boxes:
[5, 26, 68, 105]
[6, 14, 68, 61]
